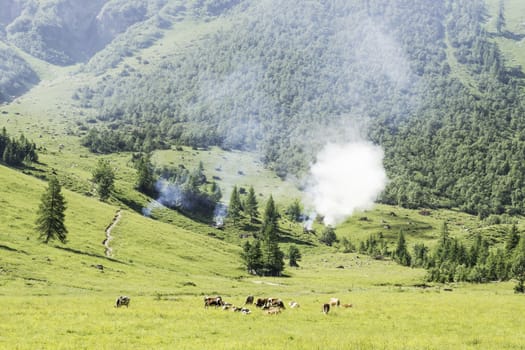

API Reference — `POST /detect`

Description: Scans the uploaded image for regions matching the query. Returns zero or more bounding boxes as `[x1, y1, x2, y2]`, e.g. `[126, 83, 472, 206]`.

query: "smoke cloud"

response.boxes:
[305, 141, 387, 226]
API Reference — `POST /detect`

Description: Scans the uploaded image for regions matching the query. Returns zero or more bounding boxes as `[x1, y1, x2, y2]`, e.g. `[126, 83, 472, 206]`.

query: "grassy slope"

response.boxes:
[485, 0, 525, 71]
[2, 163, 524, 349]
[151, 147, 303, 205]
[0, 164, 244, 296]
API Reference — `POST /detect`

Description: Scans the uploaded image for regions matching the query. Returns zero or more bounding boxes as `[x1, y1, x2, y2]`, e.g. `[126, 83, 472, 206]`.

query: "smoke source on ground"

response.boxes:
[306, 142, 387, 226]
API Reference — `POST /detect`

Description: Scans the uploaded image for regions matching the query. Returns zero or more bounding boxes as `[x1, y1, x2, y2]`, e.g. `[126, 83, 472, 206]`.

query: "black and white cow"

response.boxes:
[115, 296, 131, 308]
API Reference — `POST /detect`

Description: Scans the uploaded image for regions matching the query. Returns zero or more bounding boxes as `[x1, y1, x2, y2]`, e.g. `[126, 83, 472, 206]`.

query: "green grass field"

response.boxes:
[1, 164, 525, 349]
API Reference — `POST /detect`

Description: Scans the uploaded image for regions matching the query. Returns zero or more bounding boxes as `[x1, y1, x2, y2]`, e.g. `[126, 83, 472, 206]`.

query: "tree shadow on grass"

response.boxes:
[0, 244, 28, 254]
[278, 232, 315, 246]
[55, 246, 128, 264]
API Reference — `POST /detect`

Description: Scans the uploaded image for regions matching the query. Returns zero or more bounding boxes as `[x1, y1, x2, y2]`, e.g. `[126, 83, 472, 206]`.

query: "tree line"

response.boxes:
[0, 127, 38, 166]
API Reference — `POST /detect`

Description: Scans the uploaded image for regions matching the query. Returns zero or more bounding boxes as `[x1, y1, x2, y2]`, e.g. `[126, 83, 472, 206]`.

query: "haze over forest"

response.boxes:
[2, 0, 524, 221]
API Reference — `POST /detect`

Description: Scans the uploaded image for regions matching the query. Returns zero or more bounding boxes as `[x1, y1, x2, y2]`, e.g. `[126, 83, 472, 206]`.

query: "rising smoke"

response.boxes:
[305, 141, 387, 226]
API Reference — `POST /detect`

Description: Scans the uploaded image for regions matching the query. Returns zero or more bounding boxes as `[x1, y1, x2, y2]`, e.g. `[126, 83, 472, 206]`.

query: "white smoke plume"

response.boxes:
[305, 142, 387, 226]
[213, 203, 227, 227]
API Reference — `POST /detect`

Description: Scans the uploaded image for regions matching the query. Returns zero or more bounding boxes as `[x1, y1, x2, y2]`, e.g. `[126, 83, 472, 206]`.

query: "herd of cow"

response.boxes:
[114, 294, 353, 315]
[203, 295, 352, 315]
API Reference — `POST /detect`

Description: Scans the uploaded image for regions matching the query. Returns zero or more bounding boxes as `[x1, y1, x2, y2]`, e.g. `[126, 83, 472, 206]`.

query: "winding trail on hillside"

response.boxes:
[103, 210, 122, 257]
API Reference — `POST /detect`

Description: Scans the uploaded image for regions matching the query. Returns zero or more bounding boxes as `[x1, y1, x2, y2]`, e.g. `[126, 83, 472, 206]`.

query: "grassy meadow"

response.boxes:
[1, 165, 525, 349]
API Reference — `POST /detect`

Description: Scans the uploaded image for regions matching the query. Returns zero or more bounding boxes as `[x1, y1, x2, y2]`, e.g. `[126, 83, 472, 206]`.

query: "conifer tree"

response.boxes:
[92, 159, 115, 201]
[244, 186, 258, 222]
[261, 195, 279, 235]
[319, 226, 337, 246]
[136, 155, 155, 195]
[505, 224, 520, 255]
[288, 245, 302, 267]
[35, 176, 68, 244]
[228, 185, 242, 224]
[394, 230, 412, 266]
[285, 199, 302, 222]
[260, 195, 284, 276]
[511, 235, 525, 293]
[241, 240, 262, 274]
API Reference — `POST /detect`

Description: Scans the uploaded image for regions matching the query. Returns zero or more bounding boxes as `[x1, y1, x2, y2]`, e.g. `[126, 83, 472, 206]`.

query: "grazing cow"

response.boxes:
[263, 298, 285, 310]
[289, 301, 300, 308]
[329, 298, 340, 307]
[244, 295, 254, 305]
[115, 296, 130, 308]
[323, 303, 330, 314]
[342, 303, 353, 308]
[255, 298, 268, 308]
[204, 295, 223, 308]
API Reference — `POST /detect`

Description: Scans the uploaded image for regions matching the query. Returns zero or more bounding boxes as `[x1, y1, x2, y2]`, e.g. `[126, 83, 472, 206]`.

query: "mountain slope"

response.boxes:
[1, 0, 525, 219]
[0, 164, 243, 295]
[70, 0, 525, 217]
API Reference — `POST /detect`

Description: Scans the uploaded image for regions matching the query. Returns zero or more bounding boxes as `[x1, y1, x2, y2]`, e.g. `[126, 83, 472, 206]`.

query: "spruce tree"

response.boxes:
[92, 159, 115, 201]
[136, 155, 155, 195]
[319, 226, 337, 246]
[244, 186, 258, 222]
[511, 235, 525, 293]
[261, 195, 279, 235]
[228, 185, 243, 224]
[35, 177, 68, 244]
[241, 240, 262, 274]
[394, 231, 412, 266]
[288, 245, 302, 267]
[505, 224, 520, 255]
[285, 199, 302, 222]
[260, 195, 284, 276]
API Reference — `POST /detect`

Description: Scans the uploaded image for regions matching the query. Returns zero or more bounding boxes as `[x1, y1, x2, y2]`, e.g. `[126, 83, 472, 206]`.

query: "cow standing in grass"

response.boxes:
[204, 296, 223, 308]
[115, 296, 130, 308]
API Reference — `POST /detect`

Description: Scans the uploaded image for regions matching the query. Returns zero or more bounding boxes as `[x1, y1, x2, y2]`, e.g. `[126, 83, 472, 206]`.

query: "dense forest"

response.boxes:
[74, 0, 525, 218]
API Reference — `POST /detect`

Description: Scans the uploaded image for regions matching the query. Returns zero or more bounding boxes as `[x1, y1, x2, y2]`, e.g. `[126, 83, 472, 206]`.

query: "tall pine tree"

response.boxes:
[511, 235, 525, 293]
[228, 185, 242, 224]
[35, 176, 68, 244]
[244, 186, 258, 222]
[92, 159, 115, 201]
[135, 155, 155, 196]
[260, 196, 284, 276]
[394, 230, 411, 266]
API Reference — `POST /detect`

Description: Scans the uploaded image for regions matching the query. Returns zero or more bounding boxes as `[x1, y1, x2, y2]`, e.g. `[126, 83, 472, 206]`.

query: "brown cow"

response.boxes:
[244, 295, 254, 305]
[342, 303, 353, 308]
[204, 296, 223, 308]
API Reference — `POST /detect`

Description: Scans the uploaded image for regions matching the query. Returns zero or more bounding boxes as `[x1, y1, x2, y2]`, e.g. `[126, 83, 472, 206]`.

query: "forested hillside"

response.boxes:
[1, 0, 525, 218]
[72, 0, 525, 218]
[0, 46, 38, 103]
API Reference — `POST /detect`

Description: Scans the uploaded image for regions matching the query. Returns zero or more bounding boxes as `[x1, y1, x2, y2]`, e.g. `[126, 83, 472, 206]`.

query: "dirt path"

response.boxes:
[103, 210, 122, 257]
